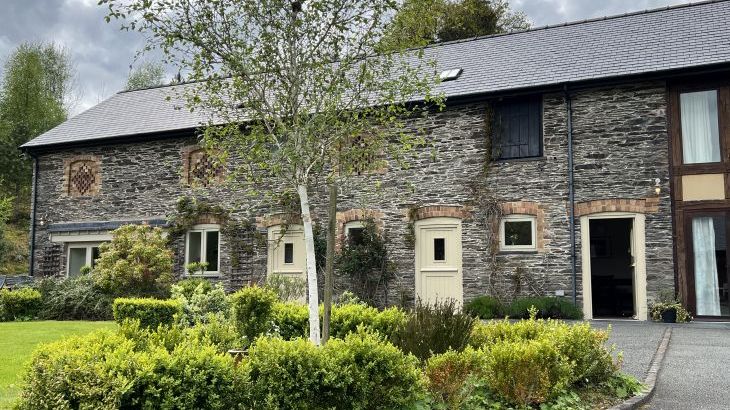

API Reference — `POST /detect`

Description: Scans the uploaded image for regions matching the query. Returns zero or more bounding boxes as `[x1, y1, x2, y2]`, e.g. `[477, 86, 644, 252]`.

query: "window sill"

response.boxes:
[492, 156, 546, 164]
[183, 273, 222, 278]
[498, 250, 539, 255]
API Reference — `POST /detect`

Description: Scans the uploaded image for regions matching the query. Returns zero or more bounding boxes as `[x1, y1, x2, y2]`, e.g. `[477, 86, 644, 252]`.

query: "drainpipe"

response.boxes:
[564, 84, 577, 307]
[28, 153, 38, 276]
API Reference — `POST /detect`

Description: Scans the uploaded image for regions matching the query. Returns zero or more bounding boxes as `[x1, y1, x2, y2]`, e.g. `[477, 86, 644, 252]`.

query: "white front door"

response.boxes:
[415, 217, 463, 306]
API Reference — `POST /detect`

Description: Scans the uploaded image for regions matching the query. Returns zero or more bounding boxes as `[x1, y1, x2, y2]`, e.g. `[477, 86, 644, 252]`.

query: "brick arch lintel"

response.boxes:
[574, 197, 659, 217]
[408, 205, 470, 221]
[256, 213, 303, 229]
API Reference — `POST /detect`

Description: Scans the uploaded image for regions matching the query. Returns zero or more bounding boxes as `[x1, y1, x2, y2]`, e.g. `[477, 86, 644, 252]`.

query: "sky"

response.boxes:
[0, 0, 694, 116]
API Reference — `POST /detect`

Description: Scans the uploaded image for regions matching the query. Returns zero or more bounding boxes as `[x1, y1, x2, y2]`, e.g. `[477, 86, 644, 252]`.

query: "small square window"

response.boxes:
[186, 226, 221, 275]
[500, 216, 537, 251]
[284, 243, 294, 264]
[434, 238, 446, 261]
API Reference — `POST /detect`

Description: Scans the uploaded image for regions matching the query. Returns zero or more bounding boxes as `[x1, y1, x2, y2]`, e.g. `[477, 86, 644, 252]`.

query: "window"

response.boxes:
[680, 90, 721, 164]
[492, 96, 543, 160]
[500, 215, 537, 251]
[185, 225, 220, 275]
[284, 243, 294, 264]
[64, 156, 101, 197]
[434, 238, 446, 261]
[67, 244, 101, 277]
[345, 221, 366, 246]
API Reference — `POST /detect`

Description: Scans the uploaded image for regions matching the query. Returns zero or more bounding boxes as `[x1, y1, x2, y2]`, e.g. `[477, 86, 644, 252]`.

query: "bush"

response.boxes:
[265, 273, 306, 302]
[244, 331, 424, 409]
[271, 301, 309, 340]
[550, 322, 619, 385]
[0, 287, 41, 321]
[464, 296, 504, 319]
[36, 276, 113, 320]
[425, 348, 486, 409]
[507, 297, 583, 320]
[92, 224, 174, 297]
[16, 329, 247, 410]
[172, 279, 229, 324]
[113, 298, 182, 328]
[392, 299, 475, 361]
[230, 285, 279, 344]
[483, 338, 573, 406]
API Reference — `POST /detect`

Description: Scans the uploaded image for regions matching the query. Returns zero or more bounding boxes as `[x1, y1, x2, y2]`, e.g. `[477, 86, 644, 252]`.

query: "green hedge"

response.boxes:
[464, 295, 504, 319]
[36, 276, 113, 321]
[16, 330, 246, 410]
[0, 288, 42, 321]
[245, 332, 424, 409]
[230, 285, 278, 344]
[112, 297, 182, 328]
[507, 297, 583, 320]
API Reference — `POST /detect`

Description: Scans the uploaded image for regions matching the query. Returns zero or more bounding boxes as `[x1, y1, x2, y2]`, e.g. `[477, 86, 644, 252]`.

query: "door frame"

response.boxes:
[414, 217, 463, 305]
[580, 212, 648, 320]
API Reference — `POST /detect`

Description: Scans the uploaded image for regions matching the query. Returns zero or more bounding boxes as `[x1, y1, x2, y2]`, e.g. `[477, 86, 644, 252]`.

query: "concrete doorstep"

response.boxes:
[607, 327, 672, 410]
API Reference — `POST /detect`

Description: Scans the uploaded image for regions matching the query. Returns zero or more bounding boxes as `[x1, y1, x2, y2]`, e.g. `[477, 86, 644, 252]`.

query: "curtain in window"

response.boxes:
[693, 217, 721, 316]
[680, 91, 721, 164]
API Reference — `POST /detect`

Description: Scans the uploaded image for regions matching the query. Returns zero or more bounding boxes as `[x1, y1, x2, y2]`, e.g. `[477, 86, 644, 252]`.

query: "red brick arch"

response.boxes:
[575, 197, 659, 217]
[500, 201, 546, 251]
[409, 205, 470, 221]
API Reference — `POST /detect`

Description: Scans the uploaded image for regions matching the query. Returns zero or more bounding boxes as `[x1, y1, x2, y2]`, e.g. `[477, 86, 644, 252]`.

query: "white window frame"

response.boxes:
[499, 215, 537, 251]
[344, 220, 365, 244]
[185, 224, 221, 276]
[66, 242, 102, 277]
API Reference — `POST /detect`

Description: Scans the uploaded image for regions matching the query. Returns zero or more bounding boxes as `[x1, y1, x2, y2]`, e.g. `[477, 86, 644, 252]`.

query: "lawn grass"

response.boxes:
[0, 320, 116, 409]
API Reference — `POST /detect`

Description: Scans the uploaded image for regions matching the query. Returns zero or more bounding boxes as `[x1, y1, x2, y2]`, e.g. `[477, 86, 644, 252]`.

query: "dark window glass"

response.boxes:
[348, 227, 365, 246]
[504, 221, 533, 246]
[206, 231, 219, 271]
[434, 238, 446, 261]
[493, 96, 542, 160]
[91, 247, 100, 268]
[284, 243, 294, 264]
[188, 231, 202, 263]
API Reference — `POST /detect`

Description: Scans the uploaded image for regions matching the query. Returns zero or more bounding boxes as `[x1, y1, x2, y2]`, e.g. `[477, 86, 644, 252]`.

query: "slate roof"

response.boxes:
[22, 0, 730, 150]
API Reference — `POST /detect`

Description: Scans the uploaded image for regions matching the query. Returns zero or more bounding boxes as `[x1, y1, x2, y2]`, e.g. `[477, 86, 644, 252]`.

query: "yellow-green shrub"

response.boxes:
[550, 322, 619, 384]
[483, 339, 573, 406]
[230, 285, 278, 344]
[271, 301, 309, 339]
[0, 287, 42, 321]
[425, 348, 486, 409]
[112, 297, 182, 328]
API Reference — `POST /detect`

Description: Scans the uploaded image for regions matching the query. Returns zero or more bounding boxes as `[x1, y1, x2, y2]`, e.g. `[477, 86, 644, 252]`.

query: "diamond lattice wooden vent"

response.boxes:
[68, 161, 99, 196]
[189, 150, 223, 187]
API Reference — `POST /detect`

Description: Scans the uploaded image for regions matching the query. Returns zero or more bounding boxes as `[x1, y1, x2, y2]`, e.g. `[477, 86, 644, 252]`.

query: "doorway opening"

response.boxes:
[589, 218, 635, 318]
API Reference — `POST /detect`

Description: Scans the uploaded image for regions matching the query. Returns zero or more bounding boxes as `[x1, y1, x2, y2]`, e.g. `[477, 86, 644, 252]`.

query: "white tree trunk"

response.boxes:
[297, 183, 321, 345]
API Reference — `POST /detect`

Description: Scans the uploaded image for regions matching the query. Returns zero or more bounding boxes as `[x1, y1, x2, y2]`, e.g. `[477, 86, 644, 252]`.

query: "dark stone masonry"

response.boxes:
[31, 81, 675, 310]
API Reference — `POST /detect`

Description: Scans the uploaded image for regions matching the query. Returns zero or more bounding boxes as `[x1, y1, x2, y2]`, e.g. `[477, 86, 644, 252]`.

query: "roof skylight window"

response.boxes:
[439, 68, 463, 82]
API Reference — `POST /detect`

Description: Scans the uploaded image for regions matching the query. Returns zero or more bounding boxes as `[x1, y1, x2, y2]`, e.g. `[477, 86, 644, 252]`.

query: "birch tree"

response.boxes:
[101, 0, 441, 344]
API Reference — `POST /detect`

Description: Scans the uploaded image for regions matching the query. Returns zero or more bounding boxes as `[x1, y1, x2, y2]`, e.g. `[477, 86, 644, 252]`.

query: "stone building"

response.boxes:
[21, 1, 730, 320]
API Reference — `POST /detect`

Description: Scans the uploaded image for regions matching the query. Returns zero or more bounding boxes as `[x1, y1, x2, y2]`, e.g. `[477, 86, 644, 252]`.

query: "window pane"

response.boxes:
[284, 243, 294, 264]
[91, 247, 100, 268]
[206, 231, 219, 272]
[692, 216, 728, 316]
[348, 227, 365, 246]
[681, 90, 721, 164]
[68, 248, 87, 277]
[504, 221, 533, 246]
[434, 238, 445, 261]
[188, 232, 202, 264]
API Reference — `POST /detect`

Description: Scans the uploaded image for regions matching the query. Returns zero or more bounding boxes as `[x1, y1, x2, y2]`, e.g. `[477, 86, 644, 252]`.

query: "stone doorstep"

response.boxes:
[607, 326, 672, 410]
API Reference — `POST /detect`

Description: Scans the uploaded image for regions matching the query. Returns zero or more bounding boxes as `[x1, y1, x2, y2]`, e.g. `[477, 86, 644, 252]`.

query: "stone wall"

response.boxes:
[31, 81, 675, 307]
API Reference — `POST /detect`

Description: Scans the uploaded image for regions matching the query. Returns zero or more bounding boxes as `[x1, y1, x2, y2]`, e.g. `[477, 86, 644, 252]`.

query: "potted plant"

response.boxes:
[649, 289, 692, 323]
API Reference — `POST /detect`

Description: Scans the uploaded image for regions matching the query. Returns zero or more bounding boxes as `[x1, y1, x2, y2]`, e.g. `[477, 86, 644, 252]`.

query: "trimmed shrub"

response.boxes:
[507, 297, 583, 320]
[464, 296, 504, 319]
[244, 332, 424, 409]
[16, 330, 141, 410]
[272, 301, 309, 340]
[551, 322, 619, 385]
[469, 317, 548, 348]
[483, 338, 573, 406]
[372, 306, 409, 339]
[265, 273, 306, 302]
[230, 285, 278, 344]
[172, 279, 229, 324]
[425, 348, 487, 409]
[112, 298, 182, 328]
[392, 299, 475, 361]
[0, 287, 42, 321]
[37, 276, 113, 321]
[16, 329, 247, 410]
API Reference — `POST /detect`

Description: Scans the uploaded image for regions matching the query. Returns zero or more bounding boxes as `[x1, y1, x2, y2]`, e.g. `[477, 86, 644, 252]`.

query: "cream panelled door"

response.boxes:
[415, 217, 463, 306]
[267, 225, 306, 283]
